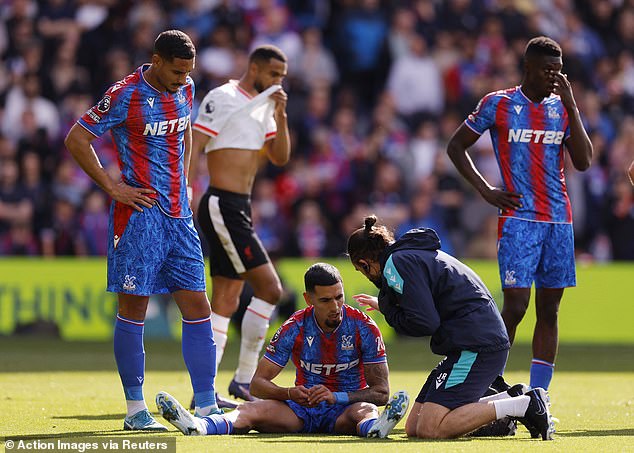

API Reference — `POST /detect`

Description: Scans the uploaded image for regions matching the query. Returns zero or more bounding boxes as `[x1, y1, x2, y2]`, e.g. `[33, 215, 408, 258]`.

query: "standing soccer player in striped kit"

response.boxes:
[188, 45, 291, 405]
[447, 36, 593, 393]
[65, 30, 219, 430]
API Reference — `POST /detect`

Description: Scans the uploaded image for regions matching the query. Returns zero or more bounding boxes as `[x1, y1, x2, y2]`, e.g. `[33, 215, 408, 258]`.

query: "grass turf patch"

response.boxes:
[2, 339, 633, 452]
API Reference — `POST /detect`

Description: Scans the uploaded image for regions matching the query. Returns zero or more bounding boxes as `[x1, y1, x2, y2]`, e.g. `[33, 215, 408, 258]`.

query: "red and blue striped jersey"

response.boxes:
[465, 86, 572, 223]
[263, 304, 387, 392]
[78, 64, 194, 218]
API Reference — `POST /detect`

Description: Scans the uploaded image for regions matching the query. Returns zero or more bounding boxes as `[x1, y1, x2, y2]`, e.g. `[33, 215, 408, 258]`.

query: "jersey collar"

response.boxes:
[230, 79, 253, 99]
[140, 64, 165, 94]
[311, 305, 346, 336]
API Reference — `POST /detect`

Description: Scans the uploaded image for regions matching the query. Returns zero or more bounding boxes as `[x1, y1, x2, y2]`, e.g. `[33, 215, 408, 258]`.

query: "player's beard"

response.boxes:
[254, 79, 265, 93]
[325, 316, 342, 329]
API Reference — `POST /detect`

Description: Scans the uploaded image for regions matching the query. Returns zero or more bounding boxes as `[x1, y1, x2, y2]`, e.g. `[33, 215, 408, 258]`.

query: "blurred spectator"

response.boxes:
[291, 199, 329, 258]
[2, 72, 61, 143]
[251, 6, 302, 68]
[395, 188, 454, 256]
[20, 150, 52, 234]
[295, 26, 338, 91]
[605, 176, 634, 260]
[41, 197, 85, 256]
[0, 159, 33, 234]
[333, 0, 389, 109]
[80, 190, 109, 256]
[0, 221, 39, 256]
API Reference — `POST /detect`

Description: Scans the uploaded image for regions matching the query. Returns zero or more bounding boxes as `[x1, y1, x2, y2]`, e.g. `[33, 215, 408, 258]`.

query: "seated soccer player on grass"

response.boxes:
[156, 262, 409, 438]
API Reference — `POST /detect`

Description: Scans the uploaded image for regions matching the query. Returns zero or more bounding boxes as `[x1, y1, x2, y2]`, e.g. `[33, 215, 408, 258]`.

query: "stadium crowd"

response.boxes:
[0, 0, 633, 260]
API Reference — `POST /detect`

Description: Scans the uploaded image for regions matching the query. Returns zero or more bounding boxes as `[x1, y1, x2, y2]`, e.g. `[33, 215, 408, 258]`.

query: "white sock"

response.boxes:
[491, 395, 530, 419]
[126, 400, 147, 418]
[479, 390, 512, 403]
[211, 312, 231, 373]
[235, 297, 275, 383]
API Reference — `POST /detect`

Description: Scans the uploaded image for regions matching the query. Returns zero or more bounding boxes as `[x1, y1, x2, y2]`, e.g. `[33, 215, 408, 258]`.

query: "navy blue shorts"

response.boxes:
[286, 400, 349, 433]
[416, 349, 508, 410]
[497, 217, 576, 288]
[107, 202, 206, 295]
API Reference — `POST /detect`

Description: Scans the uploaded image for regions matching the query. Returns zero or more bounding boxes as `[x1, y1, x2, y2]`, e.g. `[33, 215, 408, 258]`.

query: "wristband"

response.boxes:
[333, 392, 349, 405]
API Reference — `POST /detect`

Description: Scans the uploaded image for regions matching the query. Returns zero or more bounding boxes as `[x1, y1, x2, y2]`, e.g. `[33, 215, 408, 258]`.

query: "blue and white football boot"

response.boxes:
[123, 409, 168, 431]
[367, 390, 410, 438]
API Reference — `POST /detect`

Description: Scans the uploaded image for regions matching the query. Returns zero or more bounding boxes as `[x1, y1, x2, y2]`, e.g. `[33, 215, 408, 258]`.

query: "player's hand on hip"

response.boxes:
[482, 187, 522, 210]
[111, 181, 156, 212]
[352, 294, 379, 311]
[307, 385, 334, 406]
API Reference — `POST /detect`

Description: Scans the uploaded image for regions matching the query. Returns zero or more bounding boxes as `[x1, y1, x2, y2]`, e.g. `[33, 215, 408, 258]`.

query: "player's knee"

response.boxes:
[254, 280, 282, 304]
[356, 402, 379, 418]
[502, 300, 529, 322]
[405, 422, 418, 437]
[535, 308, 558, 326]
[234, 401, 261, 426]
[212, 297, 241, 316]
[416, 425, 443, 439]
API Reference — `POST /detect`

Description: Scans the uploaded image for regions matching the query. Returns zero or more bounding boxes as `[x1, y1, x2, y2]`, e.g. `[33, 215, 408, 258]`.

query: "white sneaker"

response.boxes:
[367, 390, 410, 438]
[156, 391, 206, 436]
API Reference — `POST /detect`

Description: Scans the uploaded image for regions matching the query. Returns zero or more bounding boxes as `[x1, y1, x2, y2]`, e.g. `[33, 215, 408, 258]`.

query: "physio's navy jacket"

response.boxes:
[378, 228, 510, 355]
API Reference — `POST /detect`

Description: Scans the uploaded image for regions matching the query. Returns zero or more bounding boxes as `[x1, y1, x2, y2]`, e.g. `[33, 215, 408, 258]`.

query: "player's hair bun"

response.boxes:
[363, 215, 377, 234]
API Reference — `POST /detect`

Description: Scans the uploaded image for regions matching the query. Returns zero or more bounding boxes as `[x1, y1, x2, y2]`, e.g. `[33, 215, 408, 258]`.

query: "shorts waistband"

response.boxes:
[206, 186, 251, 201]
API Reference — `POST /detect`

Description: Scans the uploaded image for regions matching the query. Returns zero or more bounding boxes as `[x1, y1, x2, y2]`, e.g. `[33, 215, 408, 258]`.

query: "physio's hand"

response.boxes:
[481, 186, 522, 211]
[307, 385, 334, 406]
[352, 294, 379, 311]
[110, 182, 156, 212]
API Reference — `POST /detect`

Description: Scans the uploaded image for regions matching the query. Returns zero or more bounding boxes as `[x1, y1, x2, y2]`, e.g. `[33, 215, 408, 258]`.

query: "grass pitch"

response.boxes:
[2, 338, 633, 453]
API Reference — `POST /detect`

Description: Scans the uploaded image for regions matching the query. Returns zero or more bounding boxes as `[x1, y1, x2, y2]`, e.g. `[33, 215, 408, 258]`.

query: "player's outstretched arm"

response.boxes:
[64, 124, 155, 212]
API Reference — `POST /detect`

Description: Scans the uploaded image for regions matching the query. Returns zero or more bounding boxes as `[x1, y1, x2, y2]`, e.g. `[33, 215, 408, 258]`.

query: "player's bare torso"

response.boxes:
[206, 147, 267, 194]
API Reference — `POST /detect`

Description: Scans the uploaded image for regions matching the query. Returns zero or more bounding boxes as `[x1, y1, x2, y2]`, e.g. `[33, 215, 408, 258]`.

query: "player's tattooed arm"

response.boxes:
[347, 362, 390, 406]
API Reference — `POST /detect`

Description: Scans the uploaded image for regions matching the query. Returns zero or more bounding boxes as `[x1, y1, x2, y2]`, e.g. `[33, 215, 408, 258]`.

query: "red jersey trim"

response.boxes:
[193, 123, 218, 136]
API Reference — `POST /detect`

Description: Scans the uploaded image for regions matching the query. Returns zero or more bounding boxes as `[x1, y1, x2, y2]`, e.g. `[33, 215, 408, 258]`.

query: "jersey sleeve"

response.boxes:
[263, 317, 299, 368]
[464, 92, 498, 135]
[78, 84, 130, 137]
[192, 89, 229, 138]
[378, 253, 441, 337]
[265, 109, 277, 140]
[359, 314, 387, 364]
